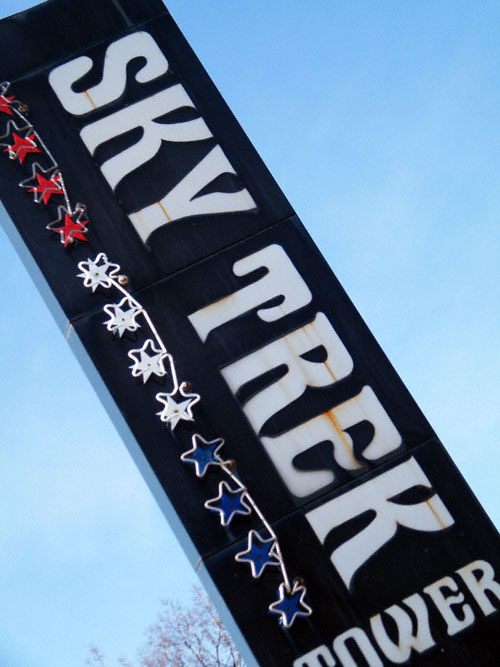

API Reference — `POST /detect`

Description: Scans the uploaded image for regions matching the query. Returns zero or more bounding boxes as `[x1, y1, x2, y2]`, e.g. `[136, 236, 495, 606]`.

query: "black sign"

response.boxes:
[1, 1, 499, 665]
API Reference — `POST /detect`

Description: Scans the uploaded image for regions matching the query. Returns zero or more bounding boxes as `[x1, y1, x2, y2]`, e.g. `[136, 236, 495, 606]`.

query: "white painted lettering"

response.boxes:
[456, 559, 500, 616]
[189, 244, 312, 341]
[50, 30, 256, 241]
[424, 576, 475, 635]
[222, 312, 353, 434]
[333, 627, 382, 667]
[293, 645, 336, 667]
[129, 144, 256, 241]
[306, 458, 454, 588]
[370, 593, 435, 663]
[295, 559, 498, 667]
[49, 32, 168, 115]
[261, 413, 356, 498]
[80, 84, 212, 189]
[261, 386, 401, 497]
[332, 386, 402, 461]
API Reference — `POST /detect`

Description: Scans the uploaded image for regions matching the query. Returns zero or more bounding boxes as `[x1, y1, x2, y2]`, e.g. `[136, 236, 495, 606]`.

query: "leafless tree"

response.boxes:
[86, 585, 243, 667]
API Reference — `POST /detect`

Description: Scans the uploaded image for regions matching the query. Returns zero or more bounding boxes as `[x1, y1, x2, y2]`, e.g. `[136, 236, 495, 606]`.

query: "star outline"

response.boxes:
[235, 529, 280, 578]
[180, 433, 225, 477]
[128, 338, 168, 383]
[204, 481, 252, 527]
[103, 296, 143, 337]
[46, 205, 89, 246]
[0, 119, 32, 143]
[3, 129, 41, 163]
[0, 93, 15, 115]
[19, 163, 64, 204]
[268, 581, 312, 628]
[19, 162, 59, 201]
[77, 253, 121, 292]
[155, 384, 200, 430]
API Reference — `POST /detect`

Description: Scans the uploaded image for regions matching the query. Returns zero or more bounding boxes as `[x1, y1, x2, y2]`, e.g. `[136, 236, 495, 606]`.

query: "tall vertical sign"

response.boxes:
[1, 1, 499, 665]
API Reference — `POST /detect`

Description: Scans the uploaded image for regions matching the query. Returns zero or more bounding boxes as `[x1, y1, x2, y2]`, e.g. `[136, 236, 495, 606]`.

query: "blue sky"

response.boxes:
[1, 1, 499, 665]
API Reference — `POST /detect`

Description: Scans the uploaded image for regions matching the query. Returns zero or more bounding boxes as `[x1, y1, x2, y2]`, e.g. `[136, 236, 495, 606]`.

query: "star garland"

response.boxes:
[76, 256, 310, 624]
[0, 81, 87, 246]
[1, 81, 312, 627]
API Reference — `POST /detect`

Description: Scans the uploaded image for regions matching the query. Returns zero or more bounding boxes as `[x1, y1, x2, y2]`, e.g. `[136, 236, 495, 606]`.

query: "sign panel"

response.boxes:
[1, 1, 499, 665]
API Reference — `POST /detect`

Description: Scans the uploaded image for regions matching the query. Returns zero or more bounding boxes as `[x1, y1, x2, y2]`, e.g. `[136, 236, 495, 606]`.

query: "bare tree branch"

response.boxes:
[86, 585, 244, 667]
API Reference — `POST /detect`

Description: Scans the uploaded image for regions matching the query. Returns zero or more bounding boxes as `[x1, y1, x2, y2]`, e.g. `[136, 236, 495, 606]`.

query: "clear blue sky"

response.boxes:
[1, 1, 499, 665]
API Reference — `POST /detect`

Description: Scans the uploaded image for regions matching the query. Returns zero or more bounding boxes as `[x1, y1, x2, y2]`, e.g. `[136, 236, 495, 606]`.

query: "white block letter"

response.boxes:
[129, 145, 256, 241]
[456, 560, 500, 616]
[80, 84, 212, 189]
[424, 576, 475, 635]
[306, 458, 454, 588]
[293, 645, 336, 667]
[332, 628, 383, 667]
[49, 32, 168, 115]
[189, 244, 312, 341]
[370, 593, 435, 663]
[222, 312, 353, 434]
[260, 386, 401, 497]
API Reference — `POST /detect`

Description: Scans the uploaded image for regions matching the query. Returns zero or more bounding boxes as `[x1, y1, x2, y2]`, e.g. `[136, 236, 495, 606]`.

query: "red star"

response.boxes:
[49, 212, 88, 247]
[28, 172, 64, 204]
[4, 132, 41, 163]
[0, 95, 15, 115]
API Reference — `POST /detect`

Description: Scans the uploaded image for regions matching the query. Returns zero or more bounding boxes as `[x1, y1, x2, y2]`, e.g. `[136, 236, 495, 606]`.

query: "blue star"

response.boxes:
[204, 482, 252, 526]
[235, 530, 280, 578]
[268, 581, 312, 628]
[180, 434, 225, 477]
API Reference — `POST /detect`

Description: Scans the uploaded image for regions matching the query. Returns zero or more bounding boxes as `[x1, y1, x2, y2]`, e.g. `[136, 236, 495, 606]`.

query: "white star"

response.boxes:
[77, 253, 120, 291]
[155, 384, 200, 430]
[128, 339, 168, 383]
[103, 297, 142, 336]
